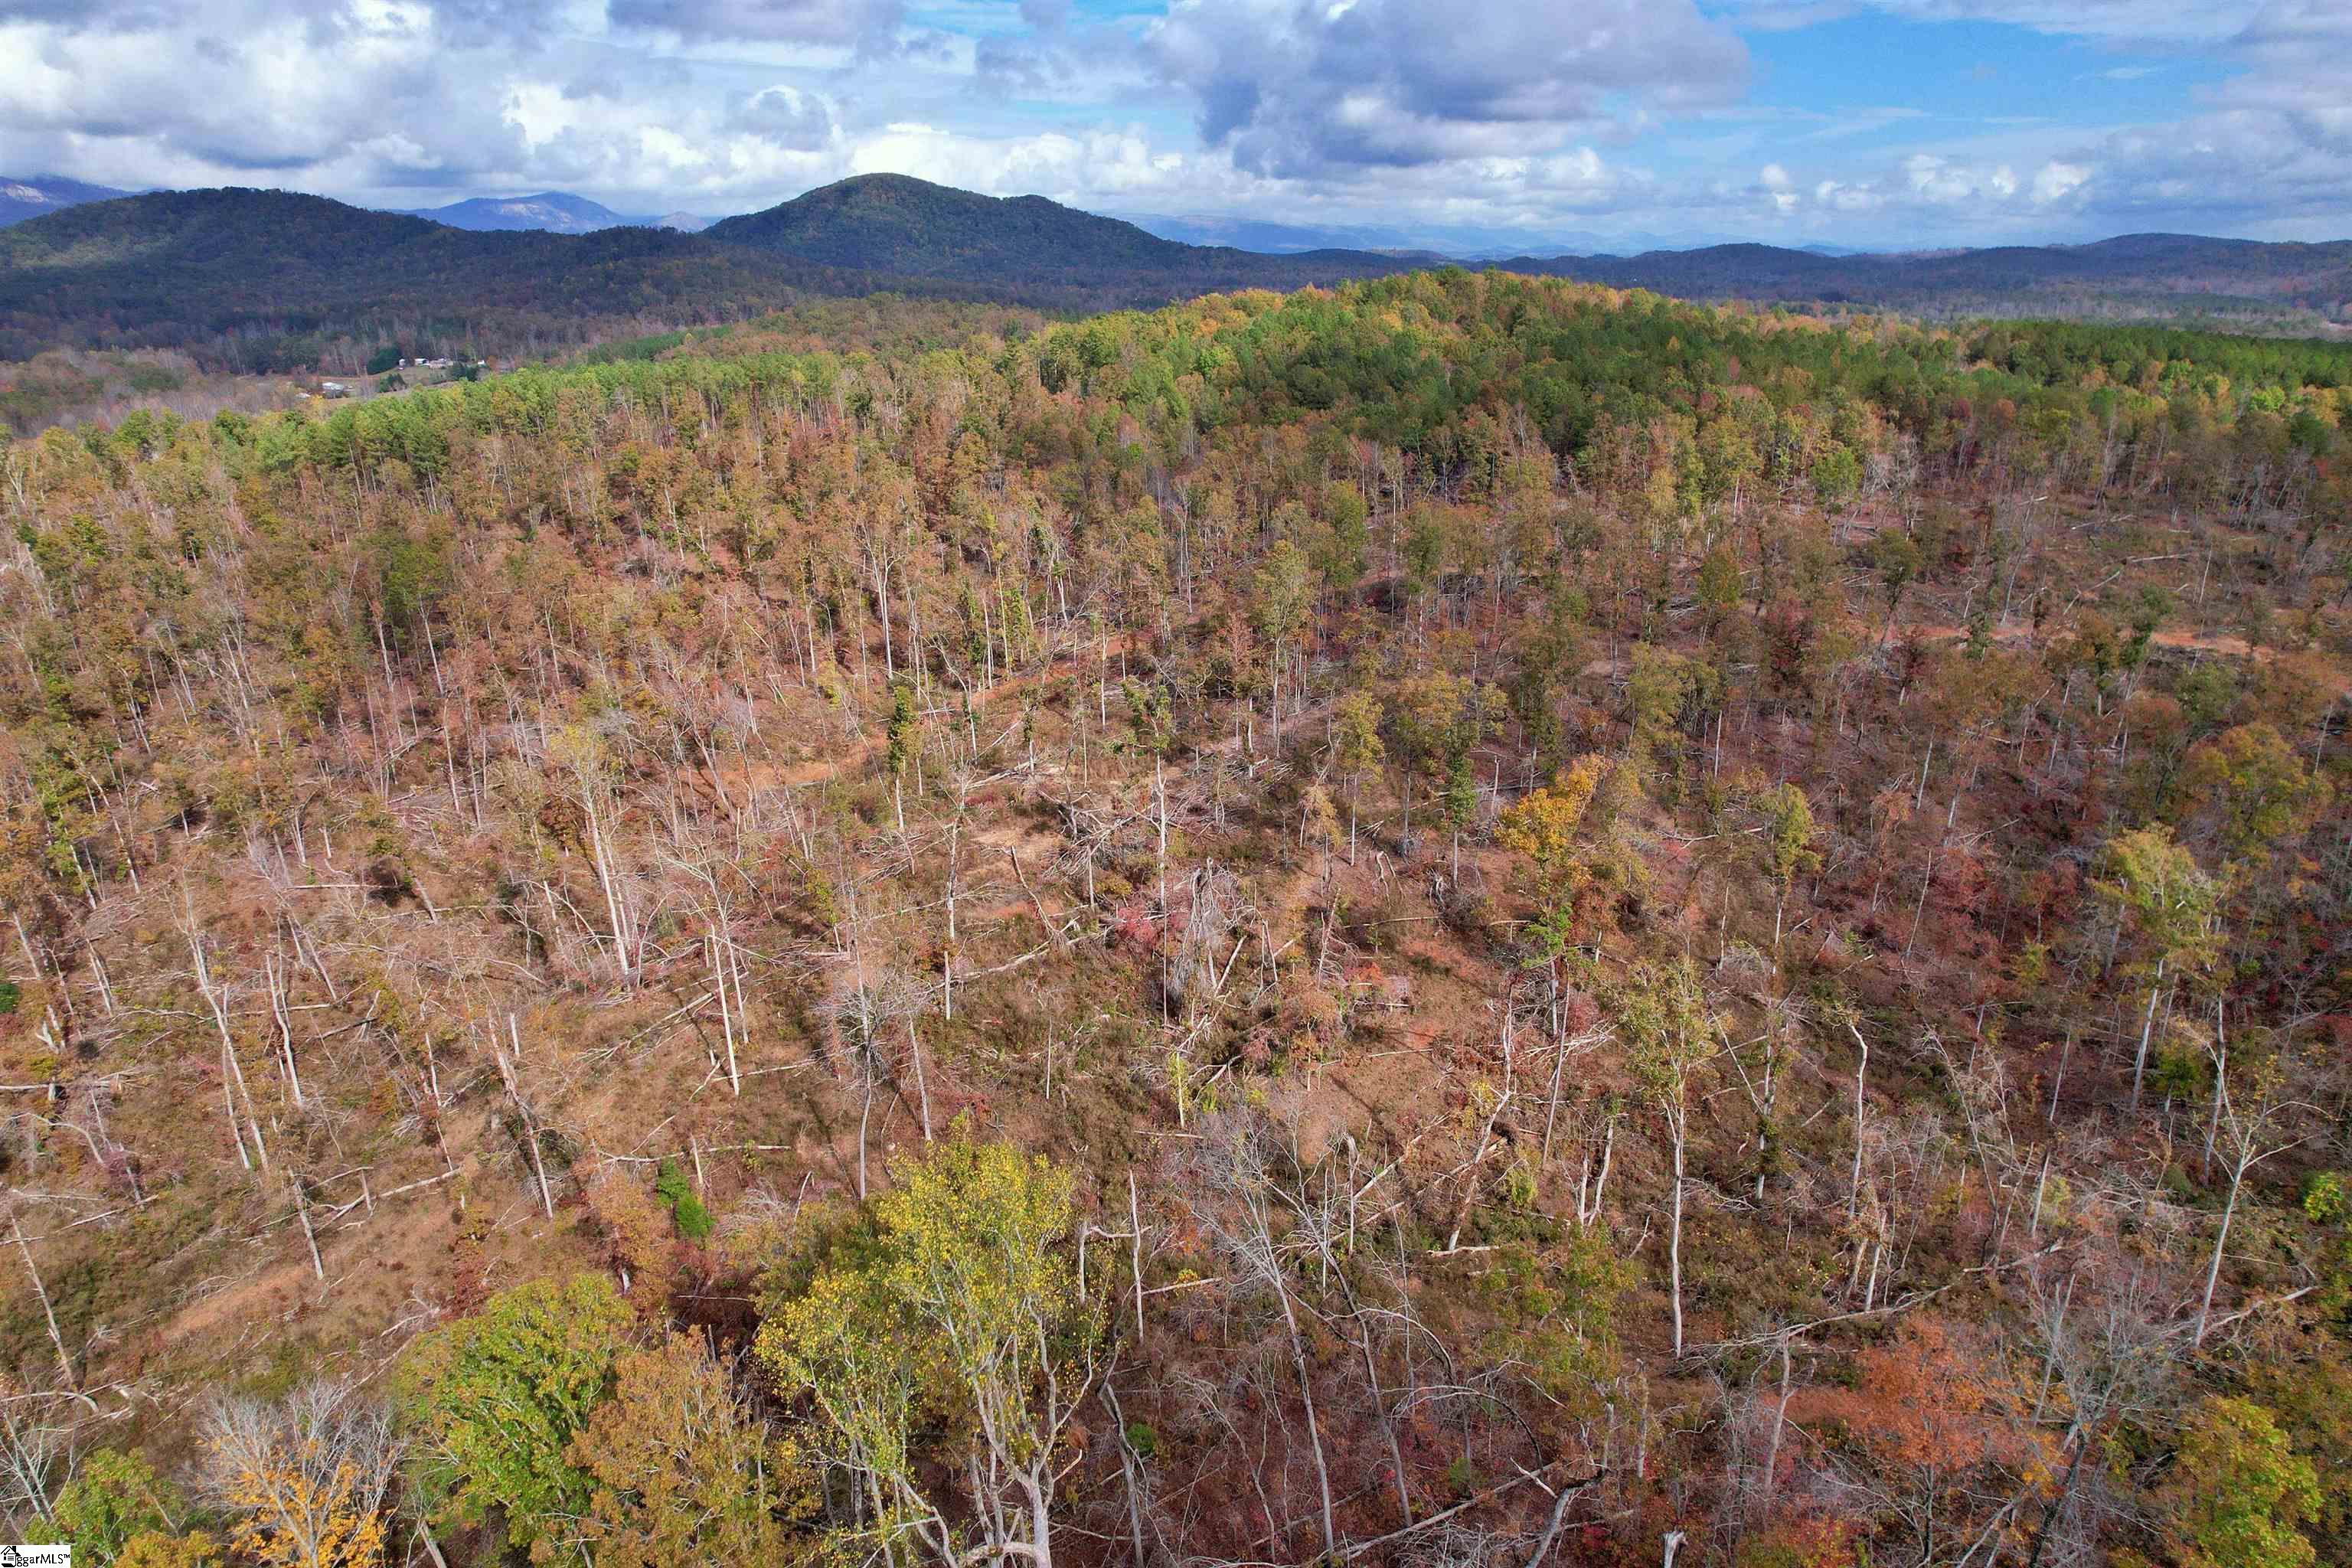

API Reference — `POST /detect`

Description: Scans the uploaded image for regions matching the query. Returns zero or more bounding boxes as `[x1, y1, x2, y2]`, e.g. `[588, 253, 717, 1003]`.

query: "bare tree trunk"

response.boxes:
[191, 930, 267, 1174]
[2194, 1154, 2246, 1349]
[2202, 998, 2226, 1174]
[1129, 1172, 1146, 1341]
[1521, 1476, 1580, 1568]
[2130, 959, 2164, 1106]
[1668, 1111, 1687, 1359]
[710, 933, 740, 1096]
[1102, 1378, 1152, 1568]
[857, 1069, 874, 1201]
[1577, 1116, 1616, 1227]
[13, 1217, 74, 1390]
[1272, 1276, 1338, 1558]
[906, 1014, 933, 1141]
[499, 1015, 556, 1220]
[266, 949, 305, 1109]
[292, 1174, 325, 1282]
[1847, 1021, 1870, 1219]
[1446, 1014, 1516, 1252]
[1760, 1336, 1793, 1508]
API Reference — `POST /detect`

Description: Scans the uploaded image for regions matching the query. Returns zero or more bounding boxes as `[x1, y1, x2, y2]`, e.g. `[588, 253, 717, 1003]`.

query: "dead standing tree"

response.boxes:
[186, 906, 270, 1179]
[496, 1014, 556, 1220]
[816, 966, 934, 1196]
[1187, 1115, 1341, 1560]
[1619, 959, 1722, 1361]
[2192, 1041, 2311, 1348]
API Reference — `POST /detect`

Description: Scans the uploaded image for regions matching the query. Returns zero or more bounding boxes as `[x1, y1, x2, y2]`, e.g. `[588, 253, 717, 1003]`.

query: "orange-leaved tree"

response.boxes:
[1793, 1316, 2051, 1565]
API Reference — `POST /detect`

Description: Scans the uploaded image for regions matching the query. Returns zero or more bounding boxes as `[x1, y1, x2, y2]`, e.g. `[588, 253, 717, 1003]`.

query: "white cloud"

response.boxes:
[2030, 158, 2086, 204]
[1145, 0, 1747, 177]
[1811, 177, 1880, 211]
[1903, 152, 1978, 204]
[0, 0, 2344, 248]
[503, 83, 582, 150]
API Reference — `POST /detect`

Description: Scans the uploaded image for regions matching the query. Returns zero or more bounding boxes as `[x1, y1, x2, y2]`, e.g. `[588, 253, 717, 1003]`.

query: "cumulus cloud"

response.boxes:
[0, 0, 531, 181]
[1145, 0, 1747, 176]
[733, 83, 838, 150]
[2030, 159, 2085, 204]
[0, 0, 2343, 247]
[2025, 0, 2352, 234]
[1811, 177, 1880, 212]
[0, 0, 888, 207]
[1723, 147, 2099, 237]
[972, 34, 1076, 96]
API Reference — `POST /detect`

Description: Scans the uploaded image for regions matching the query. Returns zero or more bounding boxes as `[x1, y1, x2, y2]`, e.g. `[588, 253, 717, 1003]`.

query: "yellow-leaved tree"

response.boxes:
[756, 1130, 1103, 1568]
[2096, 824, 2222, 1107]
[204, 1379, 399, 1568]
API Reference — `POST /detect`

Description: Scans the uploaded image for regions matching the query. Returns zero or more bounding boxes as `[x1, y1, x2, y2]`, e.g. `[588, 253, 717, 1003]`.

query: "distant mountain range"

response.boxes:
[0, 187, 959, 369]
[395, 191, 720, 234]
[1118, 212, 1464, 259]
[0, 176, 725, 234]
[1497, 234, 2352, 321]
[1, 175, 133, 227]
[2, 173, 2344, 370]
[1118, 211, 1754, 260]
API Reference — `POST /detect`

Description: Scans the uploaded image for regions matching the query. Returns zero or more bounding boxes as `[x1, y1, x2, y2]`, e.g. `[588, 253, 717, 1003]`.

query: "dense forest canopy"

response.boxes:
[211, 272, 2350, 514]
[2, 270, 2350, 1568]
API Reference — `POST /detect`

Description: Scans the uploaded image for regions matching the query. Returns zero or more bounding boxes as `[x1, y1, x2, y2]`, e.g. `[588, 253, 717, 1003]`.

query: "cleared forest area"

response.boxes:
[2, 273, 2350, 1568]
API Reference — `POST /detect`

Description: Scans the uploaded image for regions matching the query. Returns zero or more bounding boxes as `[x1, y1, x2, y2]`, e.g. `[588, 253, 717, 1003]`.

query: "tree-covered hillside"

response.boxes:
[2, 273, 2350, 1568]
[705, 172, 1417, 293]
[706, 172, 1206, 273]
[0, 188, 1000, 371]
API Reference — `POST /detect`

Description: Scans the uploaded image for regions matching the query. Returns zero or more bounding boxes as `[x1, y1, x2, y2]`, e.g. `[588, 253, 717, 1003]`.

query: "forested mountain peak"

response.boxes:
[0, 186, 447, 267]
[707, 172, 1213, 273]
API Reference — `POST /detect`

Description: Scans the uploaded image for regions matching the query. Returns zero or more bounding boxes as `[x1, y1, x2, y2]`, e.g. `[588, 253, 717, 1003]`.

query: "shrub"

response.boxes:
[38, 1447, 182, 1559]
[655, 1158, 714, 1241]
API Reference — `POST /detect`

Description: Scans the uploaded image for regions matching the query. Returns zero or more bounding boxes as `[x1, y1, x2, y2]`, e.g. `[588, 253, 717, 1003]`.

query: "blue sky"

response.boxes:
[2, 0, 2345, 249]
